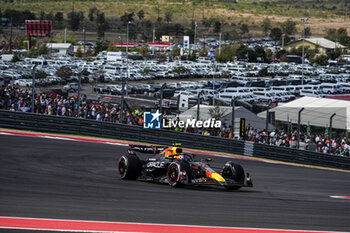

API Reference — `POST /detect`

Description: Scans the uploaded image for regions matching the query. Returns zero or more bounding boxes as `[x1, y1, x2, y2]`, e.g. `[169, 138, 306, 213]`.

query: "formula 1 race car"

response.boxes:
[117, 144, 253, 190]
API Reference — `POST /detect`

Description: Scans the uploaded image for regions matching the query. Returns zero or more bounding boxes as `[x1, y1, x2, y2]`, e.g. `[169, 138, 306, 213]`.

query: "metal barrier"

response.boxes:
[1, 110, 350, 171]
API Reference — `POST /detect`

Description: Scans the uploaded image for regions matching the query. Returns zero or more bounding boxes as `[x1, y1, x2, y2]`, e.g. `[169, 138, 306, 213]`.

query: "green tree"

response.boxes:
[54, 12, 63, 27]
[199, 48, 208, 57]
[236, 44, 249, 60]
[45, 12, 54, 21]
[336, 28, 350, 46]
[304, 27, 312, 38]
[209, 104, 226, 120]
[53, 30, 76, 44]
[240, 24, 249, 34]
[56, 66, 73, 80]
[96, 12, 109, 39]
[40, 11, 45, 20]
[328, 48, 342, 60]
[35, 70, 47, 79]
[67, 11, 84, 31]
[213, 21, 221, 33]
[55, 12, 63, 22]
[156, 23, 184, 41]
[165, 11, 172, 23]
[138, 45, 149, 57]
[265, 49, 273, 58]
[11, 54, 20, 62]
[325, 28, 337, 42]
[107, 43, 118, 51]
[224, 29, 240, 40]
[75, 46, 83, 57]
[157, 54, 166, 62]
[4, 9, 35, 26]
[261, 18, 271, 36]
[28, 41, 48, 57]
[88, 7, 97, 22]
[137, 10, 145, 21]
[171, 47, 180, 58]
[120, 12, 135, 26]
[281, 19, 296, 35]
[258, 67, 268, 77]
[188, 52, 196, 61]
[202, 18, 212, 31]
[270, 27, 282, 41]
[94, 41, 108, 55]
[276, 49, 287, 59]
[172, 66, 189, 74]
[255, 46, 266, 60]
[313, 55, 328, 66]
[214, 44, 240, 62]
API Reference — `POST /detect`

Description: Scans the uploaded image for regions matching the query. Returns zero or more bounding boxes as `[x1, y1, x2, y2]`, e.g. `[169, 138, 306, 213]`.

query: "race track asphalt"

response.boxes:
[1, 134, 350, 232]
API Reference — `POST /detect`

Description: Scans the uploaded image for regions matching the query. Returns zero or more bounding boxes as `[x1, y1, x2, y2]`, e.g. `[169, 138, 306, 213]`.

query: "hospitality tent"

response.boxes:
[258, 97, 350, 131]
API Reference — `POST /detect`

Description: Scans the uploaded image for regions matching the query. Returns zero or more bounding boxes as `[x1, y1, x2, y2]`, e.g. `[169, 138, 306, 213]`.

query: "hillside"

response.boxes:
[0, 0, 349, 38]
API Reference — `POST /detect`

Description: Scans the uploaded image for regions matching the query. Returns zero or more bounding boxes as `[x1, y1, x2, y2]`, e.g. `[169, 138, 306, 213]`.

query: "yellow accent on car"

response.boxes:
[207, 172, 226, 182]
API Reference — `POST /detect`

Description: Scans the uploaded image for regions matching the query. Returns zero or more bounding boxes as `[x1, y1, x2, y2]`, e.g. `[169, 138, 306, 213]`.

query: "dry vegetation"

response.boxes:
[0, 0, 349, 37]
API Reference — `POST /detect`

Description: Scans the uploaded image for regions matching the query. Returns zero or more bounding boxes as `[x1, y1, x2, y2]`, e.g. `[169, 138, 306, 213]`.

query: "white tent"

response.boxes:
[258, 97, 349, 131]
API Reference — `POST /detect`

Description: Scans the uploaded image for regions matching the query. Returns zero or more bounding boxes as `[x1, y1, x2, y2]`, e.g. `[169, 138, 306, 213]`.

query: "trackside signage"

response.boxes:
[143, 111, 221, 129]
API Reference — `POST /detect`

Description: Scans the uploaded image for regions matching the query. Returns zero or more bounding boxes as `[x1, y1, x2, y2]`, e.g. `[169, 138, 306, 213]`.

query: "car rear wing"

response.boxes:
[128, 145, 166, 155]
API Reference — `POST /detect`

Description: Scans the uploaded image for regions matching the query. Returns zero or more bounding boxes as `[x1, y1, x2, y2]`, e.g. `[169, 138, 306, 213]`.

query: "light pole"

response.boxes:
[300, 17, 308, 86]
[64, 27, 67, 43]
[159, 83, 167, 115]
[31, 64, 38, 113]
[212, 64, 217, 106]
[126, 21, 132, 98]
[231, 97, 238, 139]
[219, 32, 222, 56]
[265, 104, 270, 144]
[194, 21, 197, 47]
[329, 113, 336, 141]
[152, 28, 155, 55]
[83, 26, 86, 54]
[297, 107, 305, 149]
[120, 79, 125, 124]
[77, 68, 86, 118]
[197, 90, 204, 121]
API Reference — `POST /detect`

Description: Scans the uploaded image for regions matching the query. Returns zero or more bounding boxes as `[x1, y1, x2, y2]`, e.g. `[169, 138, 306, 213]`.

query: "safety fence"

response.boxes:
[1, 110, 350, 171]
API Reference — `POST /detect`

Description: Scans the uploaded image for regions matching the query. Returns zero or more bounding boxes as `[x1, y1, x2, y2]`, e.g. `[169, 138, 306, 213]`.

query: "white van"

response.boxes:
[220, 87, 250, 95]
[26, 58, 48, 67]
[217, 93, 239, 103]
[319, 83, 341, 94]
[253, 91, 280, 102]
[103, 65, 121, 74]
[270, 86, 294, 92]
[339, 83, 350, 93]
[300, 90, 325, 98]
[301, 85, 321, 91]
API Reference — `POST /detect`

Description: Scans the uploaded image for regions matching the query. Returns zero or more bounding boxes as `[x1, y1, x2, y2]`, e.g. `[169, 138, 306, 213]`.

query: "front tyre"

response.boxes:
[118, 154, 141, 180]
[222, 161, 245, 190]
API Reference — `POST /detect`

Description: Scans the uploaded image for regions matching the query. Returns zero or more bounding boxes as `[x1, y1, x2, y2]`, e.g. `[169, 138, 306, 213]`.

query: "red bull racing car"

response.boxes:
[117, 144, 253, 190]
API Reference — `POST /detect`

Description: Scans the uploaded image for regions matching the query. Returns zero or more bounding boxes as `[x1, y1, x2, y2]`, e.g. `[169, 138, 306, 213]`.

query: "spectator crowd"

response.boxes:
[0, 86, 349, 157]
[0, 86, 143, 125]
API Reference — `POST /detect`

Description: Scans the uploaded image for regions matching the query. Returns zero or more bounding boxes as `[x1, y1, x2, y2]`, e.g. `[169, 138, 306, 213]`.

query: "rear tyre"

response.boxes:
[167, 162, 181, 187]
[222, 161, 245, 190]
[118, 154, 141, 180]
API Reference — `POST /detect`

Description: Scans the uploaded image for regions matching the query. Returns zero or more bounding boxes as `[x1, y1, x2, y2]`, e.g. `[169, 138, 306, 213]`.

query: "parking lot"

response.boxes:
[1, 36, 350, 113]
